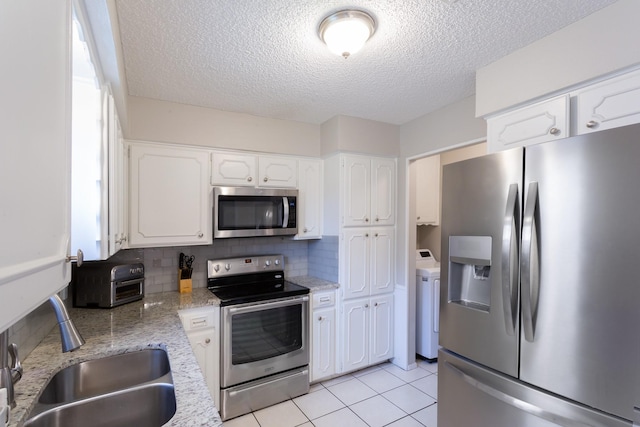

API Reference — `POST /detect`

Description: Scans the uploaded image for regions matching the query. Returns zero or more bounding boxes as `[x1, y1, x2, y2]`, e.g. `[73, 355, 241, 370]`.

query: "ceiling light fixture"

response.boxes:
[318, 9, 376, 59]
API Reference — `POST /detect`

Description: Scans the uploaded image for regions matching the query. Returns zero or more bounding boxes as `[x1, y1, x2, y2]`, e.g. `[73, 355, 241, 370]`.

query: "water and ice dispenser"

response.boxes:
[448, 236, 492, 312]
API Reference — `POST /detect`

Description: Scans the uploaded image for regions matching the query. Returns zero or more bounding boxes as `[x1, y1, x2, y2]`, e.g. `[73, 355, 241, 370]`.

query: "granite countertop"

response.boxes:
[287, 276, 339, 292]
[9, 288, 222, 427]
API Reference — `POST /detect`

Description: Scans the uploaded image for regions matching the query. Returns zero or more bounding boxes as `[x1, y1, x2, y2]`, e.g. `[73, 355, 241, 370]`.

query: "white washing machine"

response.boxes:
[416, 249, 441, 360]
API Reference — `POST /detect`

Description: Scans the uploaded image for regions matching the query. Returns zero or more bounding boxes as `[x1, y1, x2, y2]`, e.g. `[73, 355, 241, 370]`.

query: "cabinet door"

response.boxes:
[129, 143, 212, 247]
[185, 328, 219, 404]
[343, 155, 371, 226]
[211, 152, 256, 186]
[487, 95, 569, 153]
[370, 158, 395, 226]
[575, 69, 640, 135]
[342, 299, 369, 372]
[415, 155, 440, 225]
[258, 155, 297, 188]
[107, 95, 127, 255]
[296, 159, 323, 239]
[311, 306, 336, 382]
[341, 229, 370, 299]
[370, 227, 394, 295]
[370, 294, 394, 364]
[0, 0, 73, 333]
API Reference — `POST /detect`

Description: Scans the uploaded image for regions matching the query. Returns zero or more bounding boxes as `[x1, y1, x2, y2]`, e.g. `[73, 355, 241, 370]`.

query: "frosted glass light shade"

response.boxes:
[319, 10, 375, 59]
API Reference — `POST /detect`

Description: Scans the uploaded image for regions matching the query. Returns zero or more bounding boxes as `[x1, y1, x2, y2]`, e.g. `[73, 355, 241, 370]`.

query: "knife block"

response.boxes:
[178, 269, 192, 293]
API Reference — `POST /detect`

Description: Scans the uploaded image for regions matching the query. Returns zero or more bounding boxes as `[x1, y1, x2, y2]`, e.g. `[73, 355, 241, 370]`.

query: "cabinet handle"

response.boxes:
[365, 304, 369, 308]
[205, 338, 211, 344]
[374, 302, 378, 307]
[365, 233, 369, 237]
[263, 177, 268, 182]
[247, 176, 253, 182]
[318, 316, 323, 321]
[417, 216, 420, 220]
[197, 232, 204, 238]
[586, 120, 598, 129]
[375, 233, 379, 237]
[375, 217, 379, 222]
[365, 217, 369, 222]
[549, 127, 560, 135]
[303, 228, 308, 233]
[66, 249, 84, 267]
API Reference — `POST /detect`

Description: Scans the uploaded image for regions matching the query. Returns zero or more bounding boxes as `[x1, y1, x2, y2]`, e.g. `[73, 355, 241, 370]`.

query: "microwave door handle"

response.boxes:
[282, 197, 289, 228]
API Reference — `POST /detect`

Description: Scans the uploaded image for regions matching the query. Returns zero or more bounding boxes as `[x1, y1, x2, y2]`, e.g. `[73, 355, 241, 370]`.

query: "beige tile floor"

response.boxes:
[222, 359, 438, 427]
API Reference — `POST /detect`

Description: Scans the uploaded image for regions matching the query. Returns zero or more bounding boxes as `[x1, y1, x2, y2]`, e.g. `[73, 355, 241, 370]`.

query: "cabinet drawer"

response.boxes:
[313, 291, 335, 308]
[179, 307, 217, 331]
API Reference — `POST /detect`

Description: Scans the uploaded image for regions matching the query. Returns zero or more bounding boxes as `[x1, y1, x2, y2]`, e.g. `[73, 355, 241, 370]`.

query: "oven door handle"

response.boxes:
[227, 295, 309, 314]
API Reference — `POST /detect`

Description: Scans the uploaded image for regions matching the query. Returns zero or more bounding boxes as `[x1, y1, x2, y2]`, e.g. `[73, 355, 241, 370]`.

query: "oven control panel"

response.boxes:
[207, 254, 284, 278]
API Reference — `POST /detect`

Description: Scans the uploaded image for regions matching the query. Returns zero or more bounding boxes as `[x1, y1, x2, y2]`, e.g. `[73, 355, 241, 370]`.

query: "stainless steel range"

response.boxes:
[207, 255, 310, 421]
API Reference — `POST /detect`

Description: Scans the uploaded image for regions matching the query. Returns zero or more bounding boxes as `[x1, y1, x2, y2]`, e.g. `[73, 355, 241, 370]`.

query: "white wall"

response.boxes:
[320, 115, 400, 157]
[476, 0, 640, 117]
[393, 95, 486, 369]
[127, 96, 322, 156]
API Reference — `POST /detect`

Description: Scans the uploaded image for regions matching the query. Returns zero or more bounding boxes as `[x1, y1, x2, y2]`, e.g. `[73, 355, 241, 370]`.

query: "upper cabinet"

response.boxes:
[415, 155, 441, 226]
[296, 159, 323, 240]
[343, 155, 395, 227]
[211, 152, 256, 186]
[574, 70, 640, 135]
[0, 0, 73, 333]
[211, 152, 297, 188]
[487, 95, 569, 153]
[258, 155, 297, 188]
[129, 142, 212, 247]
[487, 68, 640, 152]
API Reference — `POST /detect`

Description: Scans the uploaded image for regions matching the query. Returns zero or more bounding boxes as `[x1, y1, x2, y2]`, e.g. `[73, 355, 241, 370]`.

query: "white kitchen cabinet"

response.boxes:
[310, 290, 336, 382]
[129, 142, 212, 247]
[296, 159, 323, 239]
[179, 306, 220, 405]
[343, 155, 395, 227]
[487, 95, 569, 153]
[415, 155, 441, 226]
[341, 293, 393, 373]
[107, 94, 128, 255]
[0, 0, 74, 333]
[341, 227, 394, 300]
[211, 152, 256, 186]
[574, 69, 640, 135]
[258, 155, 297, 188]
[211, 152, 297, 188]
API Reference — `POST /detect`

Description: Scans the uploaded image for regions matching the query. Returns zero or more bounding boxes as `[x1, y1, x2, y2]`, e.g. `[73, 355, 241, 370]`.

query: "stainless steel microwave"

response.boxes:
[213, 187, 298, 238]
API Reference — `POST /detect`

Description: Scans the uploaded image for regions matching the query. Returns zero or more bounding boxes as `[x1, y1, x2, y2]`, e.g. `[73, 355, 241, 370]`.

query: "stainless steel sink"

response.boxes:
[24, 349, 176, 427]
[38, 348, 171, 404]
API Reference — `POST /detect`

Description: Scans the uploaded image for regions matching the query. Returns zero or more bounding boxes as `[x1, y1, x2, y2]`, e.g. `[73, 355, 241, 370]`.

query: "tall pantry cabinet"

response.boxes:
[324, 153, 396, 375]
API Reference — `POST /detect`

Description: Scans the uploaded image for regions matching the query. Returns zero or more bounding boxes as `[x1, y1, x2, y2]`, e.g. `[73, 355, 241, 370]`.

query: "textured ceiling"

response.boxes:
[114, 0, 617, 125]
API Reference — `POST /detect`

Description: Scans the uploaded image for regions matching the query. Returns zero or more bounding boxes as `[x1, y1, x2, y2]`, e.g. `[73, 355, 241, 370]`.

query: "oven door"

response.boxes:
[221, 295, 309, 388]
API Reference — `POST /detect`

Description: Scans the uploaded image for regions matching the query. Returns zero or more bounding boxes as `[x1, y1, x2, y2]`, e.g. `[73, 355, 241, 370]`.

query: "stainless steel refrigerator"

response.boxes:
[439, 123, 640, 427]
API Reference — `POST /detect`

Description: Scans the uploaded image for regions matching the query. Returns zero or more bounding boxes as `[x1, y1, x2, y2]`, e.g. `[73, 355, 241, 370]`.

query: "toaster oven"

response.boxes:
[73, 262, 144, 308]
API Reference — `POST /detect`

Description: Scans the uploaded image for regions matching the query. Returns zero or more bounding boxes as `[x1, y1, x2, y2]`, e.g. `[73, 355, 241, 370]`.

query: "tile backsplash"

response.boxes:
[11, 235, 340, 360]
[108, 236, 312, 294]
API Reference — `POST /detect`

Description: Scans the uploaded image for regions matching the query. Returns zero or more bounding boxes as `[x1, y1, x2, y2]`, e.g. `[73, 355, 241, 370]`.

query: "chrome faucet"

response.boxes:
[0, 294, 85, 409]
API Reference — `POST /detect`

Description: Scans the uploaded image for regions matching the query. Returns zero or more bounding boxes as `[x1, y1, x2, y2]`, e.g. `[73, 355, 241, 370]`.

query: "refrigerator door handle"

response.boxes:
[501, 183, 520, 336]
[521, 181, 540, 342]
[444, 361, 600, 427]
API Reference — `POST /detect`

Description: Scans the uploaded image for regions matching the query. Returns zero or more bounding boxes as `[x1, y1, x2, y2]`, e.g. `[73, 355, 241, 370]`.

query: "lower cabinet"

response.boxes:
[310, 290, 336, 382]
[179, 306, 220, 405]
[340, 293, 394, 373]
